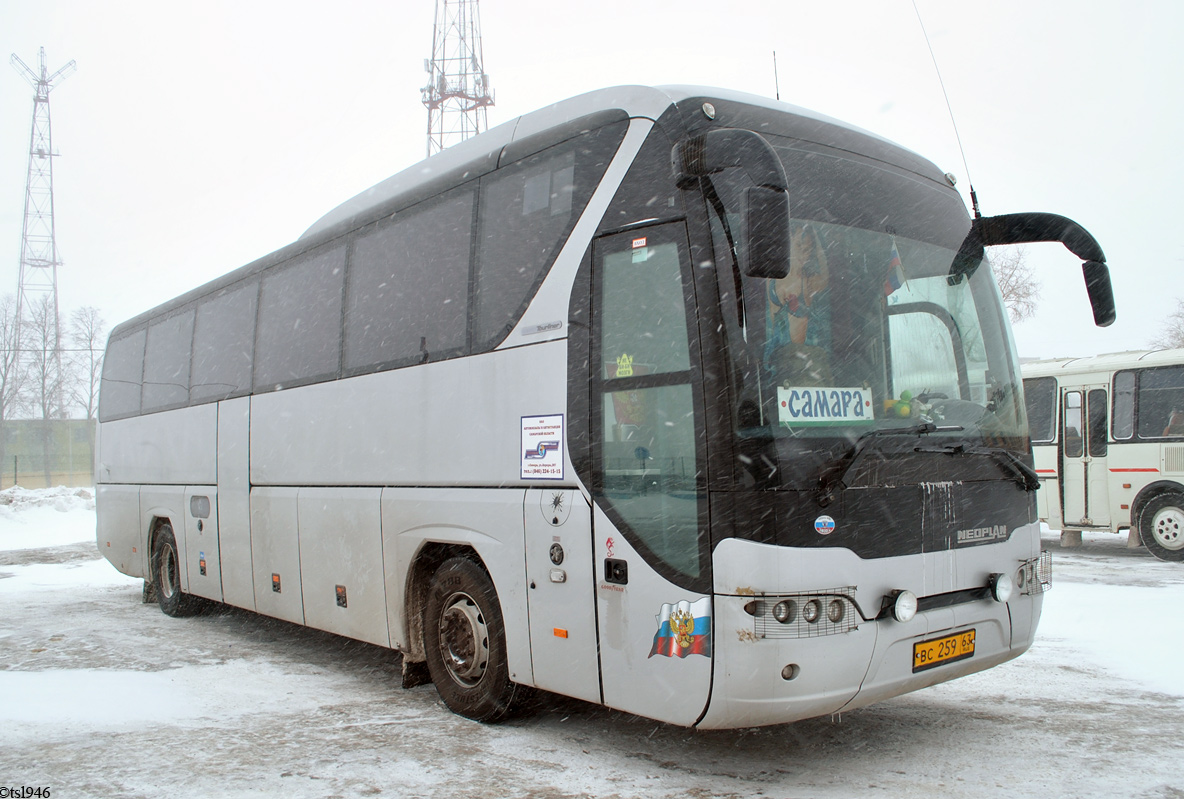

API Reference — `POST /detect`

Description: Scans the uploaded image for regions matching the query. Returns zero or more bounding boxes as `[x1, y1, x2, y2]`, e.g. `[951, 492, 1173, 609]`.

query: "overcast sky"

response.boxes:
[1, 0, 1180, 359]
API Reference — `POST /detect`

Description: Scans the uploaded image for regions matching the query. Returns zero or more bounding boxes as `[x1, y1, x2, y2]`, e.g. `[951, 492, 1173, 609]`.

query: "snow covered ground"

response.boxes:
[1, 488, 1182, 798]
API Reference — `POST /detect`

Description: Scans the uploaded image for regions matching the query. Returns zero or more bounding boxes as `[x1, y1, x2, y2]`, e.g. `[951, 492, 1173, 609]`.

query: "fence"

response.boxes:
[0, 419, 95, 489]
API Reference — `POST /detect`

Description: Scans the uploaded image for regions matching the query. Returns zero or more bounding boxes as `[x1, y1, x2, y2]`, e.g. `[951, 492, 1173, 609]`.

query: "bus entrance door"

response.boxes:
[524, 488, 601, 704]
[1061, 386, 1111, 528]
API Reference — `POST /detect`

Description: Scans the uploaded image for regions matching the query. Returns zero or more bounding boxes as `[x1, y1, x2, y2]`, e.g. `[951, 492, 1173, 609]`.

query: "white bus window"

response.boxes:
[1139, 365, 1184, 439]
[1112, 371, 1135, 440]
[345, 190, 473, 372]
[255, 245, 345, 391]
[142, 309, 194, 413]
[98, 328, 145, 420]
[191, 280, 257, 403]
[1088, 388, 1108, 457]
[1063, 391, 1084, 458]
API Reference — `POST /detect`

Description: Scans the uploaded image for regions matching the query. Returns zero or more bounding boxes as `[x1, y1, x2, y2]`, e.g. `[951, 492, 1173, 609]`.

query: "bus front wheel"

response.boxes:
[1140, 493, 1184, 562]
[423, 557, 524, 722]
[152, 522, 204, 617]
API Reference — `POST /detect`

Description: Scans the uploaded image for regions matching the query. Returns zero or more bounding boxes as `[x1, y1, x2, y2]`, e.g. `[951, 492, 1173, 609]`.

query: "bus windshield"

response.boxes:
[708, 134, 1026, 486]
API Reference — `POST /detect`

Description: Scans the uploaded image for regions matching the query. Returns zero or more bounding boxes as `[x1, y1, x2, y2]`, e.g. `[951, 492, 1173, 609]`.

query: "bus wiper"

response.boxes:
[913, 442, 1040, 492]
[817, 422, 963, 507]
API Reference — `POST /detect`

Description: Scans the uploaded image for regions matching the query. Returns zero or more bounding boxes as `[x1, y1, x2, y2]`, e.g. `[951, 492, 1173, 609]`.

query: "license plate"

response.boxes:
[912, 629, 976, 672]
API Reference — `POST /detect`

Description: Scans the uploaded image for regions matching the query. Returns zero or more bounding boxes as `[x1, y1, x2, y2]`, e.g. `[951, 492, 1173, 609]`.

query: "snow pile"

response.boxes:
[0, 485, 97, 551]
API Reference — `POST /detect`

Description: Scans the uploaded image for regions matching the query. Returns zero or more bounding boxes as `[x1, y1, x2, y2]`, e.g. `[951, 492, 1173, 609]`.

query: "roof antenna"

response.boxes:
[911, 1, 981, 219]
[773, 50, 781, 101]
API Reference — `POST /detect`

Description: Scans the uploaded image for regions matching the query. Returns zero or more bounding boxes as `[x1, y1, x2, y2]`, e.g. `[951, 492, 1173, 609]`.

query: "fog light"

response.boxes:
[802, 599, 821, 623]
[891, 590, 918, 623]
[827, 598, 845, 624]
[772, 600, 797, 624]
[989, 572, 1014, 603]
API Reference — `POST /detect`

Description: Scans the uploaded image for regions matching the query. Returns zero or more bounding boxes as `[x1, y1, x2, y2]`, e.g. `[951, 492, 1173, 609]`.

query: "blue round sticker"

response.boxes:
[814, 515, 836, 535]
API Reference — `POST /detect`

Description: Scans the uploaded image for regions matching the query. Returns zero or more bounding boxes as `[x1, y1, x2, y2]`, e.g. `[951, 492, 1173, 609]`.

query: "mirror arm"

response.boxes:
[949, 212, 1115, 327]
[672, 129, 788, 191]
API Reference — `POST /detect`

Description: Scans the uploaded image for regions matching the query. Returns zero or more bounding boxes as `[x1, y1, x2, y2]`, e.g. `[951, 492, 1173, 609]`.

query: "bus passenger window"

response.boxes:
[1112, 371, 1135, 440]
[1023, 377, 1057, 443]
[1138, 366, 1184, 439]
[1063, 391, 1084, 458]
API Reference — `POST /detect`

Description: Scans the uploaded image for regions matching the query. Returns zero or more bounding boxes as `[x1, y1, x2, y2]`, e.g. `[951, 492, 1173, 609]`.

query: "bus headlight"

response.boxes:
[772, 600, 797, 624]
[989, 572, 1014, 603]
[802, 599, 821, 623]
[890, 590, 918, 623]
[827, 598, 845, 624]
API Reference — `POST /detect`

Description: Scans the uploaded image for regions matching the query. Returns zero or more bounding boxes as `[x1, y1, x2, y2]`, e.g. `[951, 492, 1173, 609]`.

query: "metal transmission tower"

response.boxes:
[10, 47, 75, 393]
[421, 0, 494, 157]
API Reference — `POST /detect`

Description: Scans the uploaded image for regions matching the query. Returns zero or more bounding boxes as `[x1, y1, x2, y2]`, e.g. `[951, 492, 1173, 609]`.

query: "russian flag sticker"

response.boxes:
[814, 515, 836, 535]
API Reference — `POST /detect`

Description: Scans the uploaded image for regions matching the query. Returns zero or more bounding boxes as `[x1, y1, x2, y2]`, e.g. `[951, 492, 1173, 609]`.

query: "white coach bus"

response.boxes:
[96, 85, 1115, 728]
[1023, 349, 1184, 562]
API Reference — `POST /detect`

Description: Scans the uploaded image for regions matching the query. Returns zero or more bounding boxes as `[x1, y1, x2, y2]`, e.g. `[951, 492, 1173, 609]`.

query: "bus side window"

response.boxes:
[1063, 391, 1084, 458]
[254, 245, 346, 392]
[1138, 365, 1184, 439]
[1088, 388, 1108, 457]
[1112, 371, 1135, 440]
[191, 280, 258, 404]
[98, 328, 146, 421]
[1023, 377, 1057, 443]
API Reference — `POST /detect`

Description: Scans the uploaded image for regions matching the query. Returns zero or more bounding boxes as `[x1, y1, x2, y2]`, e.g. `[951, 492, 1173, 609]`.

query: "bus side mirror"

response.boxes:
[1082, 260, 1116, 327]
[672, 128, 792, 279]
[743, 186, 791, 279]
[950, 212, 1115, 327]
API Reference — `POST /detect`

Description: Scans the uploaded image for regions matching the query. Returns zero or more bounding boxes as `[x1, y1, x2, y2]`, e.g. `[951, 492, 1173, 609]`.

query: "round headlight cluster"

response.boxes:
[772, 599, 797, 624]
[891, 590, 918, 623]
[990, 572, 1014, 603]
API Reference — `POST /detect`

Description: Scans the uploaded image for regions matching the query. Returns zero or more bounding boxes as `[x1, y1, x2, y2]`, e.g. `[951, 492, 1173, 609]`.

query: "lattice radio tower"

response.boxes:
[421, 0, 494, 157]
[10, 47, 75, 388]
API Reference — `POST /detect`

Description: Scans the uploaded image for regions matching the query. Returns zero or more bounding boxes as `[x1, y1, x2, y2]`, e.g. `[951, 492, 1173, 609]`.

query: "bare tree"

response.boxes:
[68, 306, 106, 420]
[0, 296, 26, 483]
[22, 295, 66, 486]
[1150, 299, 1184, 349]
[990, 245, 1040, 324]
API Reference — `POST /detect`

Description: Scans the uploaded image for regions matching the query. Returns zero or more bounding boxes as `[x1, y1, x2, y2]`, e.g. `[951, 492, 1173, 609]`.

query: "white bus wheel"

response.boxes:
[423, 557, 527, 722]
[1140, 493, 1184, 562]
[151, 522, 204, 617]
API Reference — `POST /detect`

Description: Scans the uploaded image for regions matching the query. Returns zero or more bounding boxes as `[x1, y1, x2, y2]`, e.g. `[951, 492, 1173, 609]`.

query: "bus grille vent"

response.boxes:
[1164, 445, 1184, 474]
[751, 587, 859, 639]
[1019, 550, 1052, 596]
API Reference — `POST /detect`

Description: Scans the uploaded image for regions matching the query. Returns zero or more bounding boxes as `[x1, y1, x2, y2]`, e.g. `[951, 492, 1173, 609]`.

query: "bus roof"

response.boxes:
[109, 84, 947, 339]
[1021, 348, 1184, 379]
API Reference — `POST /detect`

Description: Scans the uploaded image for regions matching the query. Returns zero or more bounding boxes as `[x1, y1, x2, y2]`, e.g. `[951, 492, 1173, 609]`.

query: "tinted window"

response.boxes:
[345, 189, 473, 372]
[1112, 371, 1134, 440]
[191, 280, 258, 403]
[474, 121, 626, 349]
[254, 245, 345, 391]
[1138, 365, 1184, 439]
[99, 329, 146, 420]
[142, 309, 194, 413]
[1064, 391, 1083, 458]
[1088, 388, 1108, 457]
[1023, 376, 1057, 443]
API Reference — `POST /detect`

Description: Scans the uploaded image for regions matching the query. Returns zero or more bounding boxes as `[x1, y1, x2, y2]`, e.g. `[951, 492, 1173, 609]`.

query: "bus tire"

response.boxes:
[1140, 493, 1184, 562]
[423, 557, 524, 722]
[152, 522, 204, 617]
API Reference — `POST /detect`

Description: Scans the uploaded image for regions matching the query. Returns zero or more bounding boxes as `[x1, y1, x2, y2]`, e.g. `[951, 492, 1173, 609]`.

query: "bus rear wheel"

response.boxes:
[1140, 493, 1184, 562]
[152, 522, 204, 617]
[423, 557, 524, 722]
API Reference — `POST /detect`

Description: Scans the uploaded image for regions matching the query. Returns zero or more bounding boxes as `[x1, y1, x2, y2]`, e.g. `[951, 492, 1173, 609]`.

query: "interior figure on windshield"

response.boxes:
[763, 222, 832, 386]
